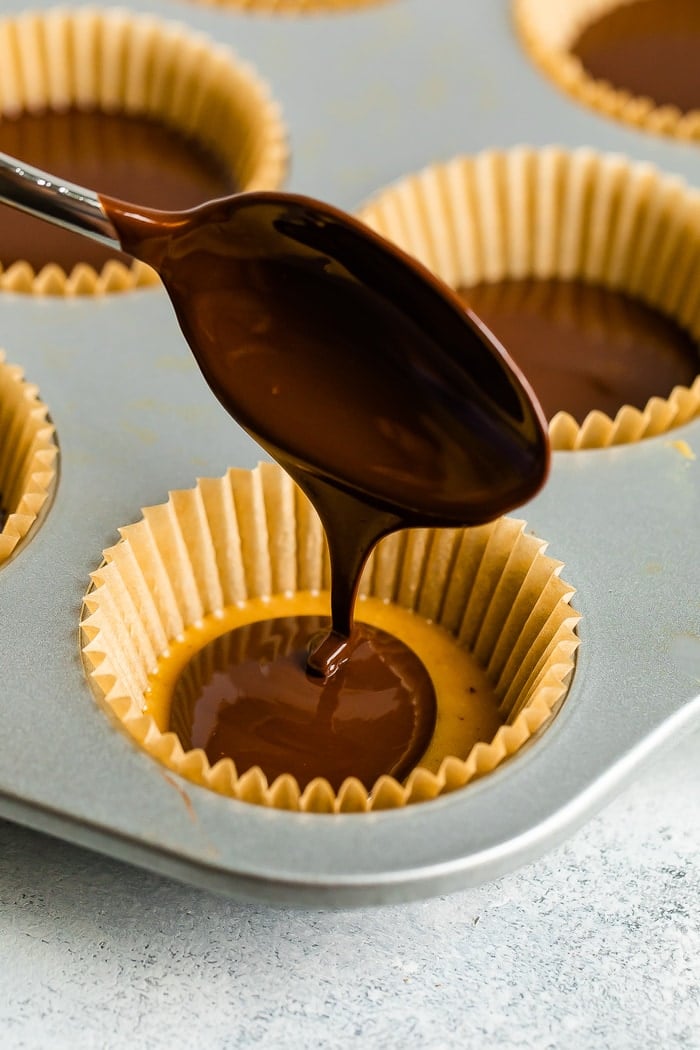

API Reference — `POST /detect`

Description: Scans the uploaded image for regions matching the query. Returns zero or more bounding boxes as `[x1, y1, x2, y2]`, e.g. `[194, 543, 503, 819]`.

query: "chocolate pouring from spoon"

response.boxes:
[0, 153, 550, 679]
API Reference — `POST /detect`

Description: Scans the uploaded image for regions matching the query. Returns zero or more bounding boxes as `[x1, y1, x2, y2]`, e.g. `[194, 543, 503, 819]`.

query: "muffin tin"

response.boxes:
[1, 0, 699, 906]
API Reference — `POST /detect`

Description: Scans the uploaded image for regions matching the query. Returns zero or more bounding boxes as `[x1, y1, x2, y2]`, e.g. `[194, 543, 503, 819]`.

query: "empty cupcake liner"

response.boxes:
[513, 0, 700, 142]
[0, 6, 288, 295]
[0, 350, 58, 564]
[81, 462, 579, 814]
[357, 147, 700, 450]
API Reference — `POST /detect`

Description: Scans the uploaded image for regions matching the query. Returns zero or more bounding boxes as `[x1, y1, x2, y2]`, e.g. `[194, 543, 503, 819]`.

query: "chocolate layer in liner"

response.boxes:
[458, 279, 699, 424]
[513, 0, 700, 141]
[0, 8, 288, 293]
[357, 148, 700, 448]
[0, 109, 235, 272]
[571, 0, 700, 114]
[169, 616, 437, 793]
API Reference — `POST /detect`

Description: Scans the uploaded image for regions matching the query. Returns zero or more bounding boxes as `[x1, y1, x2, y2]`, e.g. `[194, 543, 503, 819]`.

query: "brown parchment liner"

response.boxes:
[0, 7, 288, 296]
[0, 350, 58, 563]
[357, 147, 700, 451]
[80, 463, 579, 814]
[513, 0, 700, 142]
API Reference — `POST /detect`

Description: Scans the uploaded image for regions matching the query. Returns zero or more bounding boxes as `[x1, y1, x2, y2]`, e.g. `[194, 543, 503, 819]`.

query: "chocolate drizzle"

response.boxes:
[100, 188, 549, 783]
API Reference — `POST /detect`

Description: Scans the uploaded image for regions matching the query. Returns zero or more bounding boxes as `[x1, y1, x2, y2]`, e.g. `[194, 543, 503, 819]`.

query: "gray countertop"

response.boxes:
[1, 723, 698, 1050]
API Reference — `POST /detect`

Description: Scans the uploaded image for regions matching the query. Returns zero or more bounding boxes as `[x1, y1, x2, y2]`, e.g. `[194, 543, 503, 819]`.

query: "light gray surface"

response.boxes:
[1, 725, 698, 1050]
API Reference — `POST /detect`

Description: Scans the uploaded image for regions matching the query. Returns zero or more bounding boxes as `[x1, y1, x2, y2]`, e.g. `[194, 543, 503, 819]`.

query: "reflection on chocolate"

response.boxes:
[101, 191, 550, 678]
[458, 279, 699, 423]
[168, 616, 437, 791]
[571, 0, 700, 113]
[0, 110, 233, 271]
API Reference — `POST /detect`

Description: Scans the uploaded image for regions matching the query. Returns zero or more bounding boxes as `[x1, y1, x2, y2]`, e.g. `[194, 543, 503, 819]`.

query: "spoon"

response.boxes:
[0, 151, 550, 675]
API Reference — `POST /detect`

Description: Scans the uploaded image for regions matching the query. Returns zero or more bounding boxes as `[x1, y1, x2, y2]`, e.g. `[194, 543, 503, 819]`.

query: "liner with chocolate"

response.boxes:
[0, 351, 58, 564]
[513, 0, 700, 142]
[357, 147, 700, 450]
[0, 7, 288, 296]
[81, 463, 579, 814]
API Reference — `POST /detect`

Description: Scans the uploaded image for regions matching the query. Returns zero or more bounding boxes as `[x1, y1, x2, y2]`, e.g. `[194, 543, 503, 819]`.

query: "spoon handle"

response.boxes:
[0, 150, 121, 250]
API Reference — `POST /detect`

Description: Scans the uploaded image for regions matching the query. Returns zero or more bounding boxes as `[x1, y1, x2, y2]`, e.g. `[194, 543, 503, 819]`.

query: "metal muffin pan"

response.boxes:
[0, 0, 699, 907]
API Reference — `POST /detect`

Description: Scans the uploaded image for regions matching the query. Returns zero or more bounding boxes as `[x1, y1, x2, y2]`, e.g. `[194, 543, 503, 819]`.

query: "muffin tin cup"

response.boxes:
[513, 0, 700, 142]
[357, 147, 700, 450]
[0, 349, 58, 564]
[0, 6, 288, 295]
[80, 462, 579, 814]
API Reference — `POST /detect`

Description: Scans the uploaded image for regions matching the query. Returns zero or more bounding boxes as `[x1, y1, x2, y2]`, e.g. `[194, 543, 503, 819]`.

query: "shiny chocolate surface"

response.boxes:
[571, 0, 700, 113]
[459, 279, 699, 423]
[169, 616, 437, 792]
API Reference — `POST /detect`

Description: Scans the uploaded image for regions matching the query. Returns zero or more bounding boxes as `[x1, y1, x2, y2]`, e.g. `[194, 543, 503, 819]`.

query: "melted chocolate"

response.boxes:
[0, 109, 233, 271]
[169, 616, 437, 791]
[571, 0, 700, 113]
[98, 189, 548, 783]
[101, 191, 549, 663]
[458, 279, 699, 423]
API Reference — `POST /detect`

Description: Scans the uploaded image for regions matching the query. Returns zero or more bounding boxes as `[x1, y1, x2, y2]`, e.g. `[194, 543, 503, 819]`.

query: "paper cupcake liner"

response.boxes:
[357, 147, 700, 450]
[0, 350, 58, 564]
[188, 0, 389, 12]
[513, 0, 700, 142]
[0, 7, 288, 296]
[81, 462, 579, 814]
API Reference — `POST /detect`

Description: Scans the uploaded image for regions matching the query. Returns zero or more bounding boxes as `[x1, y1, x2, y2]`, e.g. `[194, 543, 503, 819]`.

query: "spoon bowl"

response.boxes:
[102, 188, 550, 524]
